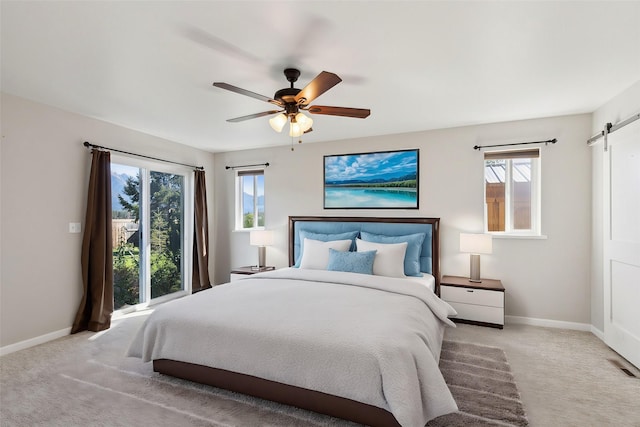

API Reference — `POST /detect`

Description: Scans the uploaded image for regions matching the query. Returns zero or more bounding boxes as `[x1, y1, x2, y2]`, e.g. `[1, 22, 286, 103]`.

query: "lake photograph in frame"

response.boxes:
[324, 149, 419, 209]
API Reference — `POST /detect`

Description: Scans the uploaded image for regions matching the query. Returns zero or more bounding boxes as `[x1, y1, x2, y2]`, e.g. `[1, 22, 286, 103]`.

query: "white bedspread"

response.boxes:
[127, 268, 458, 426]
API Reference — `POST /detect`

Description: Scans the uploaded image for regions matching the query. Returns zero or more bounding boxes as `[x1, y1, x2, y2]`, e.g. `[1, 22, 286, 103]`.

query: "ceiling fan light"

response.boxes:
[269, 113, 287, 132]
[289, 121, 304, 137]
[295, 112, 313, 132]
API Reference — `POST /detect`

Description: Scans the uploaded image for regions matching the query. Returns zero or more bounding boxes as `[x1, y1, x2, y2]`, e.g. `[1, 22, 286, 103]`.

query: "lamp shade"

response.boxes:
[269, 113, 287, 132]
[460, 233, 492, 254]
[250, 230, 274, 247]
[295, 112, 313, 132]
[289, 121, 303, 137]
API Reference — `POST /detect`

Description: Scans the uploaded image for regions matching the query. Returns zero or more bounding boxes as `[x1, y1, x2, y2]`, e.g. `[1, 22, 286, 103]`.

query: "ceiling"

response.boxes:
[2, 1, 639, 153]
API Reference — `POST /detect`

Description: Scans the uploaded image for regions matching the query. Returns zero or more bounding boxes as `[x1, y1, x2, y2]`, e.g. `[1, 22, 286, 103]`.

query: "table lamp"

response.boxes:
[459, 233, 493, 282]
[249, 230, 274, 269]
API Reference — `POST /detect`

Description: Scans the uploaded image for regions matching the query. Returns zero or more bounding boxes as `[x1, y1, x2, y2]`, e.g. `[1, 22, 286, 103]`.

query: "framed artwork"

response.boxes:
[323, 148, 419, 209]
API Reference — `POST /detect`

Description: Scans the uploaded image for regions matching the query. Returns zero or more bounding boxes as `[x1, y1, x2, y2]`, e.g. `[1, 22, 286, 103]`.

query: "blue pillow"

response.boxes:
[359, 231, 426, 277]
[295, 230, 359, 267]
[327, 249, 377, 275]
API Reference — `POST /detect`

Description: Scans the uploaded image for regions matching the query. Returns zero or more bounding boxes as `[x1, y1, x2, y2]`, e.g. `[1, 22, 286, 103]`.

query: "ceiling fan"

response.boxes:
[213, 68, 370, 137]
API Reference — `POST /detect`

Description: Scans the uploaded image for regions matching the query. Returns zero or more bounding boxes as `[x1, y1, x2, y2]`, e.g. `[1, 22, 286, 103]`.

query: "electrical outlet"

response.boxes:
[69, 222, 82, 233]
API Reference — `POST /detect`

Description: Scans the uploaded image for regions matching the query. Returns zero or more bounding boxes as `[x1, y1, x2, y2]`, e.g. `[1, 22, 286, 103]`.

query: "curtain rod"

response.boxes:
[225, 162, 270, 170]
[587, 112, 640, 147]
[83, 141, 204, 170]
[473, 138, 557, 151]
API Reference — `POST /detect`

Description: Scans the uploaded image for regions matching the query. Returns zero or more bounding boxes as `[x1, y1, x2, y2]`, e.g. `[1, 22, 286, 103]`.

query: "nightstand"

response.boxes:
[440, 275, 505, 329]
[230, 266, 275, 282]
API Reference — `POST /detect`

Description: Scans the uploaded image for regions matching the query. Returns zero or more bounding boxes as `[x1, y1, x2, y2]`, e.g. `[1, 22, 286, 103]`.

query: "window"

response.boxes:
[484, 148, 540, 235]
[236, 169, 265, 230]
[111, 157, 193, 311]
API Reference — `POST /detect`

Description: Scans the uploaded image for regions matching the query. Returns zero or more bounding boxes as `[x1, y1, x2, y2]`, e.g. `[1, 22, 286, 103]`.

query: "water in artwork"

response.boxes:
[324, 187, 417, 208]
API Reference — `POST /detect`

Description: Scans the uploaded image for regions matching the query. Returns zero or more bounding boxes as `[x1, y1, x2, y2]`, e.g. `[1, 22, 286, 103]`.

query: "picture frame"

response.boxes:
[323, 148, 419, 209]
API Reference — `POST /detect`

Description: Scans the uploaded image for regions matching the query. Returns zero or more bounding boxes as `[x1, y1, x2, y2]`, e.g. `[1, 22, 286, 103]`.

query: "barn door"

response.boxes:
[603, 118, 640, 369]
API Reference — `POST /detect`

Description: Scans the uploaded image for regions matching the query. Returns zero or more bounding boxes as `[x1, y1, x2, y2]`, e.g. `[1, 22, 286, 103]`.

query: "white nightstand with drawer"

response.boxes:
[440, 275, 505, 329]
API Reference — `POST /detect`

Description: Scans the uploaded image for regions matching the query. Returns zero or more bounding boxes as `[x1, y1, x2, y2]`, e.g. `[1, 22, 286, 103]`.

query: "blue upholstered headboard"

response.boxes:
[288, 216, 440, 290]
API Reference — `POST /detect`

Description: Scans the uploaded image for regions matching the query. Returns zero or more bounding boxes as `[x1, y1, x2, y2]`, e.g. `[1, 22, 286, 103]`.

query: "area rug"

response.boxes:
[0, 315, 528, 427]
[428, 340, 529, 426]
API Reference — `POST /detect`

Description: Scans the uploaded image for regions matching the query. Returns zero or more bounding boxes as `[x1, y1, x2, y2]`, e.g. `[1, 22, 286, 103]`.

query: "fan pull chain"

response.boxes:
[290, 137, 303, 151]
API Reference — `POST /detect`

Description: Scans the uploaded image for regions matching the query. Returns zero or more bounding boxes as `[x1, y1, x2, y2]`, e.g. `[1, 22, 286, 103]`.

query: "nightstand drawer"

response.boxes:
[440, 286, 504, 308]
[447, 301, 504, 325]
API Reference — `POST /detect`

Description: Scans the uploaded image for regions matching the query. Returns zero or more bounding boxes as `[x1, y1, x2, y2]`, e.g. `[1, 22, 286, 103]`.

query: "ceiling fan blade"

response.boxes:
[306, 105, 371, 119]
[294, 71, 342, 105]
[226, 110, 282, 123]
[213, 82, 282, 106]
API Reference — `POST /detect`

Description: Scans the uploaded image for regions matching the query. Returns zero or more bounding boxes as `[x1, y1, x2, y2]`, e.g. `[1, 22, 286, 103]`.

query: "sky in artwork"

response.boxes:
[324, 150, 417, 183]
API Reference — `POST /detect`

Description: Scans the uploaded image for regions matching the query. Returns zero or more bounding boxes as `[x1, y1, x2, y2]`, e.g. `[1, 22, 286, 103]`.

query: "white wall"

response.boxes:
[590, 80, 640, 334]
[214, 113, 593, 325]
[1, 90, 609, 349]
[0, 93, 216, 349]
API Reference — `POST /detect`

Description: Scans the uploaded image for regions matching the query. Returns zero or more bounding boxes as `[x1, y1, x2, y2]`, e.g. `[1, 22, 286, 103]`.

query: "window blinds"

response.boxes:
[237, 169, 264, 177]
[484, 148, 540, 160]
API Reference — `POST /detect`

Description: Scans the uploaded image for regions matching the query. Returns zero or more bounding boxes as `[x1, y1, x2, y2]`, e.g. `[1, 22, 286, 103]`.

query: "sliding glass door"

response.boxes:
[149, 171, 185, 300]
[111, 158, 192, 311]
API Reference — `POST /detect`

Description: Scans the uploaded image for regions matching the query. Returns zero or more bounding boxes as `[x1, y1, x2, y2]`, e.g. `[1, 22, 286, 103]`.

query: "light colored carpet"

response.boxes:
[0, 312, 522, 427]
[445, 323, 640, 427]
[1, 312, 638, 426]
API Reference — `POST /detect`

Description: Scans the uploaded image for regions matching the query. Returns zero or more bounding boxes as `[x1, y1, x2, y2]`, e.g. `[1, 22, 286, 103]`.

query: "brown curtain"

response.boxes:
[192, 169, 211, 292]
[71, 149, 113, 333]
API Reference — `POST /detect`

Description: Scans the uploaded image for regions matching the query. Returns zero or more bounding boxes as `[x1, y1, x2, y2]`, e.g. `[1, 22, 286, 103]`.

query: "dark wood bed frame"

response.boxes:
[153, 216, 441, 427]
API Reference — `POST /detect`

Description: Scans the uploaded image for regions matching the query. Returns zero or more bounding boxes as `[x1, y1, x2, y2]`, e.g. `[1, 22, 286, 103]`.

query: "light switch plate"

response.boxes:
[69, 222, 82, 233]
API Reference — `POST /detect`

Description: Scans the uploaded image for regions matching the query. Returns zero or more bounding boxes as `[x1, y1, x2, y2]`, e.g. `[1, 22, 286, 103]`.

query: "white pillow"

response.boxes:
[299, 238, 352, 270]
[356, 238, 408, 278]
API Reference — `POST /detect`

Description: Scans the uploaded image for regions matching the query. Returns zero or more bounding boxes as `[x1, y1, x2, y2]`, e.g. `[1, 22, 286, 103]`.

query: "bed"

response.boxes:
[128, 216, 458, 427]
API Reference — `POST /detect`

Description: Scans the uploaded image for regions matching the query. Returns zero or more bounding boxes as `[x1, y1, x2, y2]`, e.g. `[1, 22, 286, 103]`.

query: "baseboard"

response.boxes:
[0, 327, 71, 357]
[590, 325, 605, 341]
[505, 315, 592, 332]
